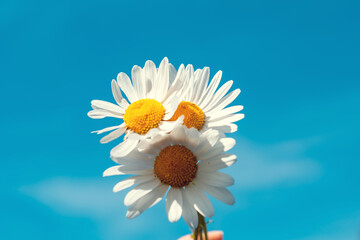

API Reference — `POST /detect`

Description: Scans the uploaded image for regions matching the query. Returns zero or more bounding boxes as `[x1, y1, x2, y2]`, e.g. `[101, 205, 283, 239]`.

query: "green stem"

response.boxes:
[193, 212, 208, 240]
[199, 228, 204, 240]
[193, 226, 199, 240]
[202, 215, 208, 240]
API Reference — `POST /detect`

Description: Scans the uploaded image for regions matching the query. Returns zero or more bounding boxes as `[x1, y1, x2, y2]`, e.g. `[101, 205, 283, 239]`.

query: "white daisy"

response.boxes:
[168, 64, 244, 134]
[103, 126, 236, 230]
[88, 57, 186, 157]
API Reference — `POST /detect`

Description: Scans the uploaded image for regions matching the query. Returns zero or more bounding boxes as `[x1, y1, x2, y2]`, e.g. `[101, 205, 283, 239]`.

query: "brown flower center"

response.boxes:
[154, 145, 198, 188]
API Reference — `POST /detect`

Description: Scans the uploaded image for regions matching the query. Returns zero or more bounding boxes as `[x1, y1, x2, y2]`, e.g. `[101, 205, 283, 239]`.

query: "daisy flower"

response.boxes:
[103, 126, 236, 230]
[88, 57, 186, 157]
[169, 64, 244, 134]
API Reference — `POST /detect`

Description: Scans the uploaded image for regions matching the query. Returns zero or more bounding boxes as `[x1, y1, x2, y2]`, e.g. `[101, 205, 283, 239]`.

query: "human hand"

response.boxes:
[178, 231, 223, 240]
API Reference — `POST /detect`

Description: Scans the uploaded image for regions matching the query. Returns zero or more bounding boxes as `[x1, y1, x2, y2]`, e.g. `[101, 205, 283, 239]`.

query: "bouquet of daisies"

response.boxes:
[88, 58, 244, 239]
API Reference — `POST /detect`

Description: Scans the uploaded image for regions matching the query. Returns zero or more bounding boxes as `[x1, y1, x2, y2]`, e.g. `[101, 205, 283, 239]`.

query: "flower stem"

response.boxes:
[193, 212, 208, 240]
[202, 215, 208, 240]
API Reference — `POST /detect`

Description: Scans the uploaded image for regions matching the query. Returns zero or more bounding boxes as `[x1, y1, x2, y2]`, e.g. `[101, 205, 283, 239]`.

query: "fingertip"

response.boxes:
[208, 231, 224, 240]
[177, 230, 224, 240]
[177, 234, 192, 240]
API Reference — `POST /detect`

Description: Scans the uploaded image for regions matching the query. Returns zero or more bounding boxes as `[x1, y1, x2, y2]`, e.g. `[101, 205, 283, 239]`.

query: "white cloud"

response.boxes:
[229, 137, 322, 190]
[20, 177, 177, 240]
[292, 214, 360, 240]
[21, 177, 120, 217]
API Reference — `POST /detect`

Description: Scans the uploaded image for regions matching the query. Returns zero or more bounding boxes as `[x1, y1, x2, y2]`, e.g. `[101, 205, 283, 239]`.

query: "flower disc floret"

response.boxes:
[124, 99, 165, 135]
[154, 145, 198, 188]
[169, 101, 205, 130]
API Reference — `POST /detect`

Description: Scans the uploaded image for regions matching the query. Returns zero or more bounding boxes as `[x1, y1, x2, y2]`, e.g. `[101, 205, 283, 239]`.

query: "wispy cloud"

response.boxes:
[292, 214, 360, 240]
[20, 178, 174, 240]
[21, 178, 120, 217]
[230, 137, 322, 189]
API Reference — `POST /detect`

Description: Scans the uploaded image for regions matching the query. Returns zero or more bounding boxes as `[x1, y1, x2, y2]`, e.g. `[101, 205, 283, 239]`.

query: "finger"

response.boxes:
[178, 231, 223, 240]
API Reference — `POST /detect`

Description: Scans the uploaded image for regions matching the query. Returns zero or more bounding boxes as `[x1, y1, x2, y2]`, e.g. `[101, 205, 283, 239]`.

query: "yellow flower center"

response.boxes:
[169, 101, 205, 130]
[154, 145, 198, 188]
[123, 99, 165, 135]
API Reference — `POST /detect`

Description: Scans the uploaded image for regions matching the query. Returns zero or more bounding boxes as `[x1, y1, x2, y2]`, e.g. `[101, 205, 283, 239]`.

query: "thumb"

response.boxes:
[178, 231, 224, 240]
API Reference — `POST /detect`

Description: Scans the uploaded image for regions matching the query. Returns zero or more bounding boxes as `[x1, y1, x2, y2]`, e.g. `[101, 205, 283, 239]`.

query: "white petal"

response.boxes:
[207, 105, 244, 121]
[100, 126, 126, 143]
[91, 100, 124, 115]
[91, 124, 123, 135]
[111, 79, 124, 105]
[207, 114, 244, 128]
[131, 65, 145, 99]
[197, 171, 234, 187]
[147, 184, 169, 208]
[169, 63, 177, 85]
[124, 149, 154, 160]
[193, 67, 210, 104]
[198, 70, 222, 109]
[111, 149, 154, 164]
[126, 209, 141, 219]
[185, 184, 214, 218]
[124, 178, 161, 207]
[184, 64, 195, 99]
[103, 165, 153, 177]
[137, 138, 156, 152]
[112, 155, 155, 169]
[103, 166, 123, 176]
[202, 80, 233, 112]
[189, 68, 203, 102]
[194, 179, 235, 205]
[219, 138, 236, 151]
[109, 161, 152, 172]
[113, 175, 154, 192]
[209, 123, 238, 133]
[193, 140, 212, 157]
[158, 116, 184, 132]
[139, 141, 159, 155]
[117, 72, 138, 103]
[144, 60, 156, 98]
[208, 89, 241, 113]
[198, 148, 223, 161]
[199, 137, 235, 160]
[154, 57, 169, 101]
[126, 184, 168, 219]
[178, 74, 192, 102]
[144, 128, 161, 139]
[138, 137, 170, 156]
[193, 130, 220, 156]
[119, 98, 130, 109]
[185, 127, 201, 149]
[202, 129, 220, 146]
[158, 120, 176, 132]
[198, 154, 237, 172]
[181, 188, 199, 230]
[87, 109, 122, 119]
[110, 134, 140, 158]
[163, 96, 180, 120]
[169, 125, 187, 144]
[162, 64, 185, 103]
[166, 188, 183, 222]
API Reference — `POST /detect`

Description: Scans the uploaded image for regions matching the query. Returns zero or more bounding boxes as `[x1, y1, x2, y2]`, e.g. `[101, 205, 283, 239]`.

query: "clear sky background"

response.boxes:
[1, 0, 360, 239]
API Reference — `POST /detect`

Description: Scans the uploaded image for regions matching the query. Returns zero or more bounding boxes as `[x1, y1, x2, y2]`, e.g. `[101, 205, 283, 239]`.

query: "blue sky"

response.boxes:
[1, 0, 359, 239]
